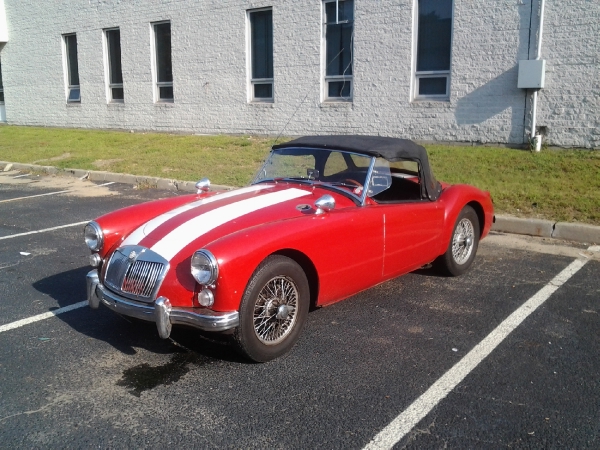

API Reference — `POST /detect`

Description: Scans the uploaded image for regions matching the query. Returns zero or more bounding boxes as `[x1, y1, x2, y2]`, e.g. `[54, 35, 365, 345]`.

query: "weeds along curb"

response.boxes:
[2, 160, 599, 245]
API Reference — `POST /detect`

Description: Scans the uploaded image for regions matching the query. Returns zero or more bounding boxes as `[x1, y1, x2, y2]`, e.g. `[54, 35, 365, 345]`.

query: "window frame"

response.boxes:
[0, 58, 4, 104]
[247, 7, 274, 103]
[103, 27, 124, 103]
[151, 20, 174, 103]
[321, 0, 354, 103]
[412, 0, 454, 101]
[62, 33, 81, 103]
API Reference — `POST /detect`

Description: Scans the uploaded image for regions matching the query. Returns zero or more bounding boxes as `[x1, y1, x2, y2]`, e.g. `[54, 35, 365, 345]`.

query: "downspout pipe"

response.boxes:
[530, 0, 546, 151]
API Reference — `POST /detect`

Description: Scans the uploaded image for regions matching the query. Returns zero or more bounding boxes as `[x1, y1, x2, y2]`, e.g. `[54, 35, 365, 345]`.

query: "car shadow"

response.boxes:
[32, 266, 247, 364]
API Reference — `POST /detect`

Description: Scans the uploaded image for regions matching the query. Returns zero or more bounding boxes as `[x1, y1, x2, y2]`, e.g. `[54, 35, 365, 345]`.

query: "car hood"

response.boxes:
[118, 183, 333, 263]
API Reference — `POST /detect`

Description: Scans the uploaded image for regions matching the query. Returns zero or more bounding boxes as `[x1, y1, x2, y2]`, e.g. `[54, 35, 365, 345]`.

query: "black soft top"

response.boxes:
[272, 135, 442, 201]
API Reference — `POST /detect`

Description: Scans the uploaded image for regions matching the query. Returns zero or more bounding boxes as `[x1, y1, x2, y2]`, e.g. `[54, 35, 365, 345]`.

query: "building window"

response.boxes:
[104, 28, 124, 102]
[414, 0, 453, 99]
[248, 8, 273, 102]
[63, 33, 80, 102]
[152, 21, 173, 102]
[323, 0, 353, 101]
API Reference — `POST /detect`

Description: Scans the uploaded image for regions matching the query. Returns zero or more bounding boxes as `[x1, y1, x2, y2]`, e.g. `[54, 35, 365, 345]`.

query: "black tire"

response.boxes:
[233, 255, 309, 362]
[435, 205, 480, 276]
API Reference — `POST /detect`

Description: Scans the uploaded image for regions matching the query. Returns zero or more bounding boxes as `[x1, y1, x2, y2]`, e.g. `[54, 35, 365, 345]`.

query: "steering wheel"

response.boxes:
[344, 179, 363, 188]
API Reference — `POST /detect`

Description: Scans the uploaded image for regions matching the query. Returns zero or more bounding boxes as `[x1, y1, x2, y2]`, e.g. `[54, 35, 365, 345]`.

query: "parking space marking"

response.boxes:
[0, 190, 71, 203]
[0, 301, 88, 334]
[364, 252, 592, 450]
[0, 221, 89, 241]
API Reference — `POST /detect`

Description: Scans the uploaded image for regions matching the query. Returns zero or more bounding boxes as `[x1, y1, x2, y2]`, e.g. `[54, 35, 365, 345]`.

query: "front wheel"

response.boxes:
[435, 205, 480, 276]
[233, 255, 309, 362]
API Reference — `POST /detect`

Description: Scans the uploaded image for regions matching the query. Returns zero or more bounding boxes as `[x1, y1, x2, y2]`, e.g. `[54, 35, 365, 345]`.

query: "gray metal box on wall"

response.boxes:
[518, 60, 546, 89]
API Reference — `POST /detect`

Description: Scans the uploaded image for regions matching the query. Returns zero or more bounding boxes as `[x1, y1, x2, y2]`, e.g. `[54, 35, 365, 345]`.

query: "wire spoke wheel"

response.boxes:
[435, 205, 480, 277]
[452, 217, 475, 265]
[253, 276, 299, 345]
[234, 255, 309, 362]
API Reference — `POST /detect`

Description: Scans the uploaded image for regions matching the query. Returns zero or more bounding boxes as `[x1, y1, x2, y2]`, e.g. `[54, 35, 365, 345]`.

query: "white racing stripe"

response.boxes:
[122, 184, 273, 247]
[152, 188, 310, 261]
[0, 301, 88, 334]
[363, 254, 590, 450]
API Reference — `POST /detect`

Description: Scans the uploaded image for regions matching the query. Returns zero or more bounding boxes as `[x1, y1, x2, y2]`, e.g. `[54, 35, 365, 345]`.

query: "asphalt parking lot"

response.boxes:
[1, 171, 599, 449]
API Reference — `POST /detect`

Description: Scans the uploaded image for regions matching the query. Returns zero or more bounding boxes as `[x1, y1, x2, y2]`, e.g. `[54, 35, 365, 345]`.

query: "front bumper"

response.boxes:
[86, 270, 239, 339]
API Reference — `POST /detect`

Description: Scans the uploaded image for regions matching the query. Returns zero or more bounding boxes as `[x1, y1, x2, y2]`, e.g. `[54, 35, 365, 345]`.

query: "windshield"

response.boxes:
[253, 147, 378, 200]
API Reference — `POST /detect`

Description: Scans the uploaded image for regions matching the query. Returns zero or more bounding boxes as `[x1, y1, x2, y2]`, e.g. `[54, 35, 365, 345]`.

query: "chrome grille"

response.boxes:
[104, 246, 168, 302]
[121, 260, 164, 297]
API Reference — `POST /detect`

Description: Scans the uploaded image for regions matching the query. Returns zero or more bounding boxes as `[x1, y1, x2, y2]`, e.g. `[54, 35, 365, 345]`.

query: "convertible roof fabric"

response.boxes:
[272, 135, 442, 200]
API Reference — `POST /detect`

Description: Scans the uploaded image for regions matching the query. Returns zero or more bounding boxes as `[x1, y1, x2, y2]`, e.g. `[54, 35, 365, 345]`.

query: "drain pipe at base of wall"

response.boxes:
[530, 0, 546, 152]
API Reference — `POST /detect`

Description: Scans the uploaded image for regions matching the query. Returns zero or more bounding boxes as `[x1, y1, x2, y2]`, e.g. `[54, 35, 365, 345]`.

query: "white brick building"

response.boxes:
[0, 0, 598, 148]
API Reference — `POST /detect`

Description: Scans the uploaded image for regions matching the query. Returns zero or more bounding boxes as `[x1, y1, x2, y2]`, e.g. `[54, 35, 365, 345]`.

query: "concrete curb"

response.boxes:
[0, 161, 233, 193]
[491, 216, 600, 245]
[2, 160, 599, 245]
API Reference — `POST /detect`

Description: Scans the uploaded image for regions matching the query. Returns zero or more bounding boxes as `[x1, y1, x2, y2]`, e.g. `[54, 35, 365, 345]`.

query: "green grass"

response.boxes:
[1, 126, 599, 225]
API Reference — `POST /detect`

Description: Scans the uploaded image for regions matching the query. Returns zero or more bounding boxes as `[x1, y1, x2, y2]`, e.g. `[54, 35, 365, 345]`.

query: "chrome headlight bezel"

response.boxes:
[84, 221, 104, 252]
[191, 249, 219, 286]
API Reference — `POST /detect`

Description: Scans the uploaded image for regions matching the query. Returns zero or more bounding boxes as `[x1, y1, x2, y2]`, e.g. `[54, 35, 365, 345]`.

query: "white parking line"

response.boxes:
[0, 301, 88, 334]
[364, 251, 592, 450]
[0, 190, 71, 203]
[0, 221, 89, 240]
[94, 182, 116, 187]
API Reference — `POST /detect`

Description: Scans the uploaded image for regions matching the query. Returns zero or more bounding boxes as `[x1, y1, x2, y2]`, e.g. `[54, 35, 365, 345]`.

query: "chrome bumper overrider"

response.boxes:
[86, 270, 239, 339]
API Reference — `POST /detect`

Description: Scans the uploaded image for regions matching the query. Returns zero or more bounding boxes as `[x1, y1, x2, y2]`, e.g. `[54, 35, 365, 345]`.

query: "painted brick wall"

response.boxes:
[1, 0, 598, 148]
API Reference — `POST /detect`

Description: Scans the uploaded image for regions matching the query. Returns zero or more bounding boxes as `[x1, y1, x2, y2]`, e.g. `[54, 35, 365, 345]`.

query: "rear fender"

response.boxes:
[437, 185, 494, 251]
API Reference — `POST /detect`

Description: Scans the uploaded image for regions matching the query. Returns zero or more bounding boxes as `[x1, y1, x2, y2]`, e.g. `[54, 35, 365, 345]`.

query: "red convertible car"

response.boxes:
[85, 136, 494, 362]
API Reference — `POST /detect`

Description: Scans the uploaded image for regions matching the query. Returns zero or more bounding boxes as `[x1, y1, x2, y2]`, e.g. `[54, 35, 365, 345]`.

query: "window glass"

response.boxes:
[325, 0, 353, 77]
[350, 154, 371, 168]
[323, 152, 349, 176]
[106, 29, 123, 85]
[153, 22, 173, 102]
[249, 9, 273, 102]
[155, 22, 172, 83]
[260, 153, 316, 180]
[0, 60, 4, 103]
[250, 10, 273, 80]
[419, 77, 447, 96]
[105, 28, 124, 102]
[416, 0, 452, 72]
[324, 0, 354, 100]
[64, 34, 80, 102]
[390, 160, 419, 174]
[254, 83, 272, 99]
[65, 34, 80, 86]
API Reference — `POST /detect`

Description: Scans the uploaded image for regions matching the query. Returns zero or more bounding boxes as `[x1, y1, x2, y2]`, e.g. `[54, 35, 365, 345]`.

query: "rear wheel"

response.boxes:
[436, 205, 480, 276]
[233, 255, 309, 362]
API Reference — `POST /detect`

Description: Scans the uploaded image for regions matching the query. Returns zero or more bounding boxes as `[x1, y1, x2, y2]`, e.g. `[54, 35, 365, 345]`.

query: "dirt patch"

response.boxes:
[0, 172, 117, 197]
[92, 159, 123, 169]
[32, 153, 72, 164]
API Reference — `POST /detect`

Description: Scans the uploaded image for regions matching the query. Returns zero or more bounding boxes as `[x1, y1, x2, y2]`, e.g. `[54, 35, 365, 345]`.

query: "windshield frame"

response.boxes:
[252, 147, 379, 205]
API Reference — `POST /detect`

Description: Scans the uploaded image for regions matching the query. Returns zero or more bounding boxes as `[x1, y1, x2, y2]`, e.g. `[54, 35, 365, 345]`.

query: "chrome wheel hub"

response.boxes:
[253, 276, 298, 345]
[452, 218, 475, 265]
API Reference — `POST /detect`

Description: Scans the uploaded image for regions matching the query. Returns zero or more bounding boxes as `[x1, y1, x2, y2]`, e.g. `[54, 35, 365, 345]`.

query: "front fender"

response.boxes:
[94, 193, 214, 258]
[206, 208, 384, 311]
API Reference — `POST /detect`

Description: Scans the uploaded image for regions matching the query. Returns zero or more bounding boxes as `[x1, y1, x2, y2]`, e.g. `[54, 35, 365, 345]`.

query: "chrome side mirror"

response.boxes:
[195, 178, 211, 193]
[314, 195, 335, 214]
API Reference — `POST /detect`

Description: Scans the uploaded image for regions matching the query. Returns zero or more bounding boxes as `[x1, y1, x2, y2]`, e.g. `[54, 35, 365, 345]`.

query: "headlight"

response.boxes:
[191, 250, 218, 285]
[84, 221, 104, 251]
